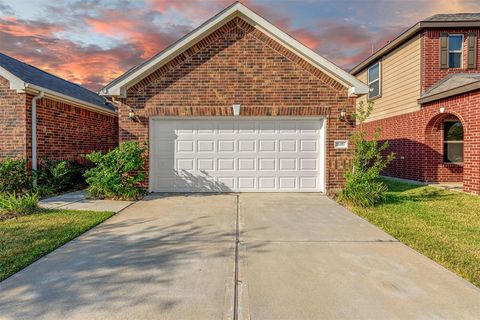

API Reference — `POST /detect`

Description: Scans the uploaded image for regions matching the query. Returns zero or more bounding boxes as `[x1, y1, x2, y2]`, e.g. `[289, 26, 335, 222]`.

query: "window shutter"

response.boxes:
[467, 32, 477, 69]
[440, 33, 449, 69]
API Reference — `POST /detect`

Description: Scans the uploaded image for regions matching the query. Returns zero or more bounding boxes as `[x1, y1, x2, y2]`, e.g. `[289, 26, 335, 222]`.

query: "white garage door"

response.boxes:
[150, 118, 325, 192]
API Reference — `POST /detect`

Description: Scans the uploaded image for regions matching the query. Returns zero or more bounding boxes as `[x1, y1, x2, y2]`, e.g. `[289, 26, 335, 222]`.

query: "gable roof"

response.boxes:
[0, 52, 115, 115]
[351, 13, 480, 75]
[101, 2, 368, 97]
[418, 73, 480, 104]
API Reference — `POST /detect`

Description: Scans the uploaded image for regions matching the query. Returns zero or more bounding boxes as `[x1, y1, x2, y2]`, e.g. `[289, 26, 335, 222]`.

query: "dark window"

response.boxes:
[367, 62, 381, 99]
[443, 121, 464, 163]
[448, 35, 463, 68]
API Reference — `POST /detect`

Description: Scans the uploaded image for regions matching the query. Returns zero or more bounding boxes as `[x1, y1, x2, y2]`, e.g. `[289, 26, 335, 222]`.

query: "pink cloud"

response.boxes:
[2, 0, 480, 91]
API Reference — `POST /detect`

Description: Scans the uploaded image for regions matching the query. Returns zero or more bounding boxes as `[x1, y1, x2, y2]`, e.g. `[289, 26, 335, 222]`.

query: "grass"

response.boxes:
[349, 178, 480, 287]
[0, 209, 114, 281]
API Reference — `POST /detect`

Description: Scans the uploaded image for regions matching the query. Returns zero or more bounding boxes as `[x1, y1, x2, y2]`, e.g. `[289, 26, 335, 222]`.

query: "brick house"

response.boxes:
[101, 2, 368, 193]
[351, 14, 480, 194]
[0, 52, 118, 170]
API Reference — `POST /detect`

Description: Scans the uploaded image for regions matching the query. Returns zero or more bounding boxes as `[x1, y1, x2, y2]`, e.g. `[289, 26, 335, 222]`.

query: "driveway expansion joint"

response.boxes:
[233, 194, 240, 320]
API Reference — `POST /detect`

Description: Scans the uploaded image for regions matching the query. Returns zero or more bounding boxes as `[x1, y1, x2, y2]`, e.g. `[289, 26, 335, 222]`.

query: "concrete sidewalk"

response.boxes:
[39, 190, 133, 212]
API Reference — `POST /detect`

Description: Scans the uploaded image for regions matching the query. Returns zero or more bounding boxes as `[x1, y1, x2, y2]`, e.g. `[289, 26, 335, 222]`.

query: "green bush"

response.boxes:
[339, 101, 395, 207]
[0, 192, 39, 216]
[84, 141, 146, 200]
[0, 158, 32, 193]
[37, 159, 87, 194]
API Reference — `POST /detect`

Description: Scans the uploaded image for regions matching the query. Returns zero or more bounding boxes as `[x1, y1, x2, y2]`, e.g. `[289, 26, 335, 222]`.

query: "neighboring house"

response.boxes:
[351, 14, 480, 195]
[101, 2, 368, 193]
[0, 52, 118, 170]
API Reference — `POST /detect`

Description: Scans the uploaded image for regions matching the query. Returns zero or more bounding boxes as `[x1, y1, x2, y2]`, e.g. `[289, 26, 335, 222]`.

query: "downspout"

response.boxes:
[28, 85, 44, 185]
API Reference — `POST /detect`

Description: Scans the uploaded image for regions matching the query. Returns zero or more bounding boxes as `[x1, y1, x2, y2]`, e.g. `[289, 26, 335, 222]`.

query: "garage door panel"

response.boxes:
[238, 158, 256, 171]
[151, 119, 324, 192]
[300, 176, 318, 189]
[238, 140, 256, 152]
[259, 158, 276, 171]
[218, 140, 235, 152]
[197, 140, 215, 152]
[197, 159, 215, 171]
[176, 140, 194, 153]
[258, 140, 276, 152]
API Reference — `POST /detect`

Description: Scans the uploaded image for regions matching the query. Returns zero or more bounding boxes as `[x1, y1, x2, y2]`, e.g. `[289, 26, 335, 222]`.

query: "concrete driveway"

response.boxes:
[0, 194, 479, 319]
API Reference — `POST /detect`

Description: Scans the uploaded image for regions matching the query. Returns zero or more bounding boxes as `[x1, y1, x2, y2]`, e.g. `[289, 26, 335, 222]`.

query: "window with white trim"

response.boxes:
[443, 120, 463, 163]
[448, 34, 463, 68]
[367, 62, 381, 99]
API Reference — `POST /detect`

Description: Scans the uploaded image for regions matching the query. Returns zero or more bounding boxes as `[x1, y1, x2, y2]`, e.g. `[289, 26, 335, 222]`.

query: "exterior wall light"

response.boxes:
[232, 104, 241, 116]
[128, 109, 139, 121]
[439, 107, 445, 113]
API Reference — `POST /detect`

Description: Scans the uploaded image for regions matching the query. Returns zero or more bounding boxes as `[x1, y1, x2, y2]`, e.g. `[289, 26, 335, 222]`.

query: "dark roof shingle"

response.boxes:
[0, 52, 114, 112]
[423, 13, 480, 22]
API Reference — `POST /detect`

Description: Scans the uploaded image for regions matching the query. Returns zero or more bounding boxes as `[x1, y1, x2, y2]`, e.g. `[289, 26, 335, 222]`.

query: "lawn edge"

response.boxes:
[0, 201, 136, 283]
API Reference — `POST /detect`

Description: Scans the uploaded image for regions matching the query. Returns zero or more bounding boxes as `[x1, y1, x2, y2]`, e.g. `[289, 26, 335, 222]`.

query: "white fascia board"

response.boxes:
[102, 3, 368, 97]
[0, 66, 27, 91]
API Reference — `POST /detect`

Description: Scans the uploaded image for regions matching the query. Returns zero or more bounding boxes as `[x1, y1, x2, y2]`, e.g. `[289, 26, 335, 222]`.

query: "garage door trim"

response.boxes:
[148, 117, 326, 193]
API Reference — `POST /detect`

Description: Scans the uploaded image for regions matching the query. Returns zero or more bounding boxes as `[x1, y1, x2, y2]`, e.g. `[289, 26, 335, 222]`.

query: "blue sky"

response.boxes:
[1, 0, 479, 90]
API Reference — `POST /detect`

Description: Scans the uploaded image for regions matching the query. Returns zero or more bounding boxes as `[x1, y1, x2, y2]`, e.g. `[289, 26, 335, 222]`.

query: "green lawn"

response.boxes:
[350, 178, 480, 287]
[0, 209, 114, 281]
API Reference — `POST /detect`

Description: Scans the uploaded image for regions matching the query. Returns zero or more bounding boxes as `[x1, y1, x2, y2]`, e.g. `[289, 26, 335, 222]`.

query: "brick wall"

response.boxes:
[422, 29, 480, 92]
[25, 96, 118, 164]
[117, 17, 355, 191]
[361, 89, 480, 194]
[0, 76, 27, 160]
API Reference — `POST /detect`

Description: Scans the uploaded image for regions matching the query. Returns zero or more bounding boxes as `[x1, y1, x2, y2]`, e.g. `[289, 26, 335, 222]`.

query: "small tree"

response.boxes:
[84, 141, 146, 200]
[339, 101, 395, 207]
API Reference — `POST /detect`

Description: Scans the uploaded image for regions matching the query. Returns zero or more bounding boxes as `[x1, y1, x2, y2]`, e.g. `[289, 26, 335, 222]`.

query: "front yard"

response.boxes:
[0, 209, 114, 281]
[351, 178, 480, 287]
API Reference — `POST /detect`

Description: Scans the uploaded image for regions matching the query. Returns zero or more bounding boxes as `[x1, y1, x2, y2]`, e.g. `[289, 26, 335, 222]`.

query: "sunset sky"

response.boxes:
[1, 0, 479, 91]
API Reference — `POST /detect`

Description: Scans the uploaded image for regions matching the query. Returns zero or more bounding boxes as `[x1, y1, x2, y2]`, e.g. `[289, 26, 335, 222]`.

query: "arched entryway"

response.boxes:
[424, 113, 464, 186]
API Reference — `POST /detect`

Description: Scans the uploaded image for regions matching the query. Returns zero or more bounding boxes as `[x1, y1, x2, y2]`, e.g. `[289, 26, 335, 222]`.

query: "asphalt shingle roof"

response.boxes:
[423, 13, 480, 22]
[0, 52, 114, 112]
[421, 73, 480, 98]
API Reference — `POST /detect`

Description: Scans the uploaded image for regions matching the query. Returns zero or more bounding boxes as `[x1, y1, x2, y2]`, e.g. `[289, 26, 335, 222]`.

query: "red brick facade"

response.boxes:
[0, 76, 27, 159]
[362, 95, 480, 194]
[422, 29, 480, 92]
[117, 17, 356, 191]
[0, 76, 119, 165]
[358, 27, 480, 194]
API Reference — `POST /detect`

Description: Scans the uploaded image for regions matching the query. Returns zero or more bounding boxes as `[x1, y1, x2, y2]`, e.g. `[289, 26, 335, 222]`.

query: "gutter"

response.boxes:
[30, 89, 44, 184]
[24, 84, 117, 117]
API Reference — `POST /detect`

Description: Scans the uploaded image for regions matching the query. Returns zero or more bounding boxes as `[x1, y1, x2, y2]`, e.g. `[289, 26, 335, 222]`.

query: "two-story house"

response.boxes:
[351, 14, 480, 195]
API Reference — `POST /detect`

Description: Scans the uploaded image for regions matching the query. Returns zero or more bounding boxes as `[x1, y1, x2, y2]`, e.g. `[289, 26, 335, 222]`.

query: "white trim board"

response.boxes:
[101, 2, 368, 97]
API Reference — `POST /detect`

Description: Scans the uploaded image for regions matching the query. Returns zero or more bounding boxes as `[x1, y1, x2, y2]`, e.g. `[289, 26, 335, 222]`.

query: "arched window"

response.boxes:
[443, 119, 464, 163]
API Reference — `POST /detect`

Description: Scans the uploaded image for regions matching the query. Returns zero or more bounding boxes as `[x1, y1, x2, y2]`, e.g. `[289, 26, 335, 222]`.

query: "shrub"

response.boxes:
[0, 159, 32, 193]
[84, 141, 146, 200]
[0, 192, 39, 216]
[339, 101, 395, 207]
[37, 159, 87, 193]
